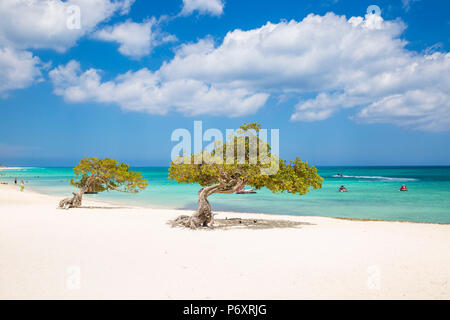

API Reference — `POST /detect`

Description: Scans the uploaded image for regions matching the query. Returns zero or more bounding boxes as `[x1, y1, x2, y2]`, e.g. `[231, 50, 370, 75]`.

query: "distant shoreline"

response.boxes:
[0, 167, 37, 170]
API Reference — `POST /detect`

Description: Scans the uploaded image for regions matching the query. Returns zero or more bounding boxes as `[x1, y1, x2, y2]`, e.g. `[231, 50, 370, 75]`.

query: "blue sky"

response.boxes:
[0, 0, 449, 166]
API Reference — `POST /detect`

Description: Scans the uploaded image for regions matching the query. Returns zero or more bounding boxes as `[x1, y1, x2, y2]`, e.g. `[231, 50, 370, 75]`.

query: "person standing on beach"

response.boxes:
[20, 180, 24, 192]
[14, 177, 17, 185]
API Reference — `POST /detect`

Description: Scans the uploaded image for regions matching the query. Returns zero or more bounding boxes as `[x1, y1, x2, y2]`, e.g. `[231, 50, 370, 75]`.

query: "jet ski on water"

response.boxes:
[336, 173, 343, 177]
[339, 185, 348, 192]
[399, 185, 408, 191]
[236, 188, 257, 194]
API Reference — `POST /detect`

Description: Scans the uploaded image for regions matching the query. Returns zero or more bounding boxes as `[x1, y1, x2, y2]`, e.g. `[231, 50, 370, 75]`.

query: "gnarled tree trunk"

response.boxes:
[176, 179, 247, 229]
[59, 178, 91, 209]
[186, 187, 214, 228]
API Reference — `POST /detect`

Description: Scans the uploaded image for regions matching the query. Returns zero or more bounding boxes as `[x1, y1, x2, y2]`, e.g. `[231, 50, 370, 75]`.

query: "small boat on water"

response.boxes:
[236, 188, 257, 194]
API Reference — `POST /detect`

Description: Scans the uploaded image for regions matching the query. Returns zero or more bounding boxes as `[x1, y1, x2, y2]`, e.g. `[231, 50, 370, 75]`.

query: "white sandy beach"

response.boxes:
[0, 183, 449, 299]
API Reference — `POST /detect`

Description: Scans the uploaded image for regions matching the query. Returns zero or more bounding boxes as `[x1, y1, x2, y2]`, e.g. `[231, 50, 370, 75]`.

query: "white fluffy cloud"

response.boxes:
[161, 13, 405, 92]
[0, 0, 134, 52]
[181, 0, 224, 16]
[292, 50, 450, 128]
[0, 47, 42, 95]
[49, 60, 268, 116]
[93, 19, 176, 59]
[356, 88, 450, 132]
[50, 12, 450, 130]
[164, 12, 449, 130]
[0, 0, 134, 95]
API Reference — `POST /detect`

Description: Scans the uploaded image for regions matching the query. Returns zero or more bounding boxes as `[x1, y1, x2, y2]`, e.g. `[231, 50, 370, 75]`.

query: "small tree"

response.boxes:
[169, 123, 323, 229]
[59, 157, 148, 209]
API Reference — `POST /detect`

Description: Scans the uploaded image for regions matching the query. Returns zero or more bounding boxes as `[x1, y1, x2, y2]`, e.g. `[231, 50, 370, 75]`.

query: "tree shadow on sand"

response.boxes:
[169, 216, 315, 230]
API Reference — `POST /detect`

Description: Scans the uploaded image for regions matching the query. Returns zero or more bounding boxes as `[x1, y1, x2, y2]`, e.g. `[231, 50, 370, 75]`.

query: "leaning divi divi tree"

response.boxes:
[169, 123, 323, 229]
[59, 157, 148, 209]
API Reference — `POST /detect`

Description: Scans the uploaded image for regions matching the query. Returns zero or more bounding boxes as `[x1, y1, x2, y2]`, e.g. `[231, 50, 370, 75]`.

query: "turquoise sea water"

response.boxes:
[1, 166, 449, 224]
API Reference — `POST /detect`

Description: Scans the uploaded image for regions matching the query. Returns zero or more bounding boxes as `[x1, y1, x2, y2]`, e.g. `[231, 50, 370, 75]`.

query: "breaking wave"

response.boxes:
[332, 174, 418, 181]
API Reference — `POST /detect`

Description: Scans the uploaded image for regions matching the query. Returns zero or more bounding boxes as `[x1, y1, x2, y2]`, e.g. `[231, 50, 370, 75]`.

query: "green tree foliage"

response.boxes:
[59, 157, 148, 208]
[71, 157, 147, 193]
[169, 123, 323, 228]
